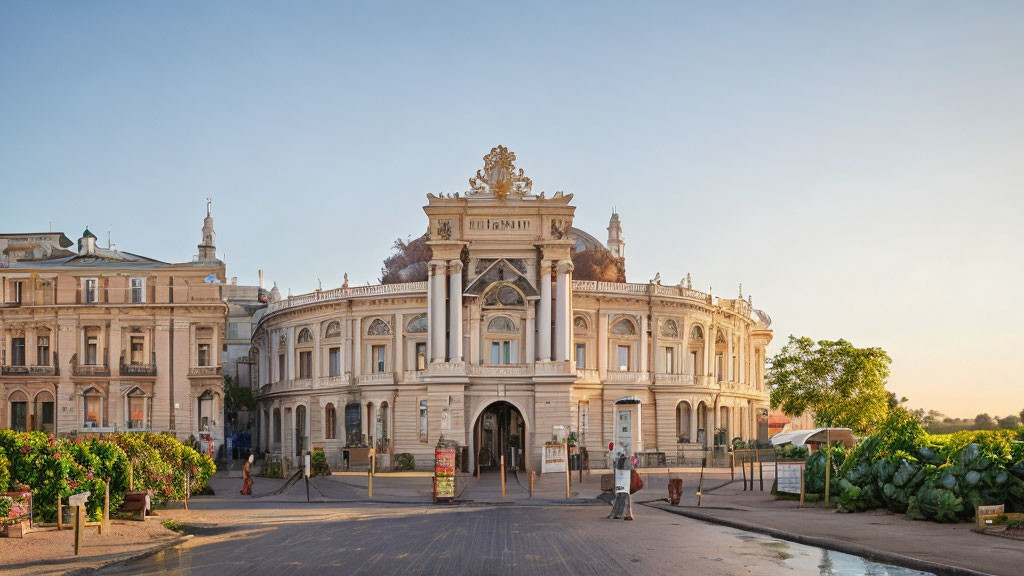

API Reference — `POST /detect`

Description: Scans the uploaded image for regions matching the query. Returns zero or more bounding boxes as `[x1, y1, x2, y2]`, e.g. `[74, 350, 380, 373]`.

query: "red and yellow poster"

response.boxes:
[434, 447, 456, 501]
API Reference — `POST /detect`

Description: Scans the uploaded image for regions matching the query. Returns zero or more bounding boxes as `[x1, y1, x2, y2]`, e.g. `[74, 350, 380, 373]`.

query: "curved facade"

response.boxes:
[252, 147, 772, 471]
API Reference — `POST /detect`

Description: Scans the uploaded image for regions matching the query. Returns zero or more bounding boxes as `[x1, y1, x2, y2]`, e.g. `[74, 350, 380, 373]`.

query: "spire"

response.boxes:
[197, 197, 218, 261]
[606, 209, 625, 260]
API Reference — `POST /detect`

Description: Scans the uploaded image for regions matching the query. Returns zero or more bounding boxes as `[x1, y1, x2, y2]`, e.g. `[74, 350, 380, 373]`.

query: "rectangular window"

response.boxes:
[299, 350, 312, 378]
[12, 281, 23, 304]
[278, 354, 286, 381]
[372, 345, 386, 373]
[716, 354, 724, 382]
[617, 345, 630, 371]
[11, 337, 26, 366]
[415, 342, 427, 371]
[345, 403, 361, 443]
[130, 336, 145, 365]
[130, 277, 145, 303]
[84, 396, 100, 426]
[665, 347, 675, 374]
[198, 344, 211, 367]
[37, 336, 50, 366]
[84, 279, 98, 303]
[689, 351, 697, 374]
[86, 336, 98, 365]
[329, 347, 341, 377]
[575, 343, 586, 370]
[10, 402, 27, 431]
[419, 400, 428, 443]
[128, 396, 145, 428]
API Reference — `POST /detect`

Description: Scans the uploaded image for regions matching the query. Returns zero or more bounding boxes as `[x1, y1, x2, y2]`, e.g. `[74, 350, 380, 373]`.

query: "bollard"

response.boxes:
[750, 457, 755, 491]
[759, 460, 764, 492]
[697, 462, 705, 507]
[530, 470, 535, 498]
[741, 457, 747, 491]
[74, 505, 83, 555]
[101, 481, 109, 535]
[128, 461, 134, 491]
[57, 494, 63, 531]
[500, 454, 506, 499]
[730, 451, 735, 481]
[368, 452, 375, 499]
[564, 441, 570, 500]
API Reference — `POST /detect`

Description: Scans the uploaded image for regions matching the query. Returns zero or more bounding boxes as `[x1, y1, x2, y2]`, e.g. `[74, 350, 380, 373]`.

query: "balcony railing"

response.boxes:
[426, 361, 467, 376]
[1, 366, 28, 375]
[120, 363, 157, 377]
[571, 280, 713, 304]
[266, 281, 428, 314]
[575, 368, 600, 382]
[604, 370, 651, 384]
[356, 372, 396, 385]
[188, 366, 222, 377]
[469, 364, 533, 377]
[73, 364, 110, 377]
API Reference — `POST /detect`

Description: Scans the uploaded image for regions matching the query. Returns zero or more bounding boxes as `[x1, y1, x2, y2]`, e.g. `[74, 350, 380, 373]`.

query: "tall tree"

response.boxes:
[767, 336, 892, 435]
[974, 413, 997, 430]
[380, 233, 432, 284]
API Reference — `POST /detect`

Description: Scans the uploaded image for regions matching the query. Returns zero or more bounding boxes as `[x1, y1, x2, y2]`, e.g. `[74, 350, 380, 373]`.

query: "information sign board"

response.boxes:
[776, 462, 804, 495]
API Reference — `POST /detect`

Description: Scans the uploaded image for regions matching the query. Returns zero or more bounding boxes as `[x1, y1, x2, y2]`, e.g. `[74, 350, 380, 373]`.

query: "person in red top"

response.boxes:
[240, 454, 254, 496]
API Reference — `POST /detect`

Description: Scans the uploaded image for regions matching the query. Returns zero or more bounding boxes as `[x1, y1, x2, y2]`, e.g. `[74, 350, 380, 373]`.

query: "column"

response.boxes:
[525, 304, 535, 365]
[448, 260, 463, 362]
[597, 313, 609, 378]
[287, 327, 296, 380]
[313, 325, 321, 379]
[680, 320, 690, 374]
[394, 312, 404, 377]
[554, 260, 571, 362]
[352, 319, 361, 375]
[429, 261, 446, 363]
[537, 261, 552, 361]
[726, 329, 734, 383]
[639, 314, 649, 374]
[704, 324, 713, 378]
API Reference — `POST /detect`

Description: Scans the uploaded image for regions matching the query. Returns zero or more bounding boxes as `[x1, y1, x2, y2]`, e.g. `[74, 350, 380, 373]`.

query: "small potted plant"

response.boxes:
[567, 432, 579, 454]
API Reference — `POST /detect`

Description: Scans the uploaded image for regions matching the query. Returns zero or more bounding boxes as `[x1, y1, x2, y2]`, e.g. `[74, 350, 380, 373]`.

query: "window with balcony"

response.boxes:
[415, 342, 427, 370]
[85, 335, 99, 365]
[198, 344, 211, 367]
[36, 336, 50, 366]
[11, 338, 26, 366]
[329, 347, 341, 377]
[575, 343, 586, 369]
[298, 350, 312, 378]
[617, 345, 631, 371]
[371, 345, 386, 373]
[130, 277, 145, 303]
[130, 336, 145, 365]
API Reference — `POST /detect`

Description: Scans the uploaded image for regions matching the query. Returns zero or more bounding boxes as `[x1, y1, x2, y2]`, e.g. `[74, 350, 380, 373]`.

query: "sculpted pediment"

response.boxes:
[463, 258, 538, 298]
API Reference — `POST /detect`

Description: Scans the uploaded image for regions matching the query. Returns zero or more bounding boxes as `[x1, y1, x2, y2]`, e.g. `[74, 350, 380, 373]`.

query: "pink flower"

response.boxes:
[20, 445, 30, 453]
[86, 471, 94, 480]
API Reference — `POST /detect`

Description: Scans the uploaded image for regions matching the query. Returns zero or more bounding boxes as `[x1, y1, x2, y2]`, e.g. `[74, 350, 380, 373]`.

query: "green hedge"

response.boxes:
[0, 430, 216, 523]
[834, 410, 1024, 522]
[0, 450, 9, 494]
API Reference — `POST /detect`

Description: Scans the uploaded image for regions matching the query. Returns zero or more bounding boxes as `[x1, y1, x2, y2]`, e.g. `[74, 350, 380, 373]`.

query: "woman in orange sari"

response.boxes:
[240, 454, 254, 496]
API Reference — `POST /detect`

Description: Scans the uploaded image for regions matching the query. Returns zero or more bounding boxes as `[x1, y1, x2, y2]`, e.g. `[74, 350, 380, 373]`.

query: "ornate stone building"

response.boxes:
[0, 205, 228, 447]
[252, 146, 773, 471]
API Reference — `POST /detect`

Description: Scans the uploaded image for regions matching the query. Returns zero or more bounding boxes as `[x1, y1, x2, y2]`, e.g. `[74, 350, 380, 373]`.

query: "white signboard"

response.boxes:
[541, 444, 566, 474]
[776, 462, 804, 495]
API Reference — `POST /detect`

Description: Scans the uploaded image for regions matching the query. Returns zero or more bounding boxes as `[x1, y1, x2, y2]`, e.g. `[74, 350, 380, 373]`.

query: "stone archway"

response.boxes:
[472, 400, 527, 472]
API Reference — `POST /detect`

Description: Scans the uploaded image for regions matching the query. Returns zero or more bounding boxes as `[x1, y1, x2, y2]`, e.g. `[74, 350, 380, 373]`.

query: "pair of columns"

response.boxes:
[428, 260, 463, 363]
[537, 260, 573, 362]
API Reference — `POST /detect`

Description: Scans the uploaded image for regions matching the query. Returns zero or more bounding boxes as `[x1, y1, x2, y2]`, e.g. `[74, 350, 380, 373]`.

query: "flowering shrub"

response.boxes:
[0, 450, 10, 494]
[0, 430, 216, 522]
[310, 448, 330, 476]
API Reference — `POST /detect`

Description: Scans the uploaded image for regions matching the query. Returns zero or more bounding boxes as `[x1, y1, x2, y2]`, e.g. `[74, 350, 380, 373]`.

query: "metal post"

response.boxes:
[697, 461, 705, 507]
[530, 470, 535, 498]
[750, 456, 755, 491]
[74, 506, 83, 555]
[741, 457, 747, 491]
[368, 457, 373, 499]
[564, 440, 570, 500]
[500, 454, 506, 499]
[759, 459, 764, 491]
[730, 451, 735, 481]
[825, 428, 832, 505]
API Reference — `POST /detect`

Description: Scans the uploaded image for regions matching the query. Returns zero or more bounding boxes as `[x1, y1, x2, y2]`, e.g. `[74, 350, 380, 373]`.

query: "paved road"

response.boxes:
[96, 502, 928, 576]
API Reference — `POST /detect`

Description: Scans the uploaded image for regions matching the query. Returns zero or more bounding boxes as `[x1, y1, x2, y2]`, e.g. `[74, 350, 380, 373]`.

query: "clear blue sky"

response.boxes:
[2, 2, 1022, 418]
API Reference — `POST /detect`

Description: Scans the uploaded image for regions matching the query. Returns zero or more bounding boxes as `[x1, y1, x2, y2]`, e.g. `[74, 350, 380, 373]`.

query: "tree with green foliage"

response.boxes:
[974, 413, 996, 430]
[767, 336, 891, 435]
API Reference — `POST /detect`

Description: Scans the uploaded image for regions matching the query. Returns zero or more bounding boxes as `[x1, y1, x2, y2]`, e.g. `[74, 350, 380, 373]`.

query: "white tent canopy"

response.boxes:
[770, 427, 856, 449]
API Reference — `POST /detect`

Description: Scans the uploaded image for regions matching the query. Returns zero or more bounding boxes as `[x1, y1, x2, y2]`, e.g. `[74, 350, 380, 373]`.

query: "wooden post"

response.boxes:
[750, 455, 755, 491]
[730, 451, 735, 481]
[368, 458, 373, 499]
[529, 470, 535, 498]
[824, 429, 832, 506]
[500, 454, 506, 499]
[696, 461, 705, 507]
[564, 441, 570, 500]
[57, 494, 63, 531]
[129, 461, 134, 491]
[74, 506, 83, 555]
[741, 457, 747, 491]
[101, 481, 109, 535]
[799, 466, 805, 508]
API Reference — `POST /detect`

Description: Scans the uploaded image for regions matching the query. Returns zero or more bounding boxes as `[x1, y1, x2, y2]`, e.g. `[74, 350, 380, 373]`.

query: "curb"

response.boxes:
[642, 502, 992, 576]
[61, 534, 193, 576]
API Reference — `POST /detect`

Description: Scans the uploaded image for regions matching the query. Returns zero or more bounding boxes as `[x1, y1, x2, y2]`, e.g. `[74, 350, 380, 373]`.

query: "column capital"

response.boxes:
[556, 260, 574, 275]
[448, 260, 464, 274]
[539, 260, 553, 276]
[428, 260, 448, 275]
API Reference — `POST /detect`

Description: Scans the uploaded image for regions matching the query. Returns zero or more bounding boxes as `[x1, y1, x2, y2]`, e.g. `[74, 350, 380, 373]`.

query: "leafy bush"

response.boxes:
[310, 448, 330, 476]
[0, 450, 9, 494]
[394, 453, 415, 471]
[804, 445, 846, 496]
[835, 411, 1024, 522]
[775, 445, 809, 461]
[0, 496, 11, 518]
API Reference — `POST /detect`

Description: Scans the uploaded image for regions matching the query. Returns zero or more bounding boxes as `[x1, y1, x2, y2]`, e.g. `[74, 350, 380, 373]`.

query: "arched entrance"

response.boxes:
[473, 401, 526, 471]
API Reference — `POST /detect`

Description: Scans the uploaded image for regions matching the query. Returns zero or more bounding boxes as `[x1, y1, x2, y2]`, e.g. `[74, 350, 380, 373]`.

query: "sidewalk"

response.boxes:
[632, 472, 1019, 576]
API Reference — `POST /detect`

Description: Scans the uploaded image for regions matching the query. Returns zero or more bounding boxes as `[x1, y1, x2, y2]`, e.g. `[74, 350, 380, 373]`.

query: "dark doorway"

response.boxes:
[474, 401, 526, 471]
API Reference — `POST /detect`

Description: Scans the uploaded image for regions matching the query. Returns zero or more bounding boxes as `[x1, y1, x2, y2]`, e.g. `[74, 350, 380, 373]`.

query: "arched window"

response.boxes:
[325, 403, 337, 440]
[660, 319, 679, 338]
[690, 325, 704, 341]
[406, 314, 428, 333]
[610, 318, 636, 335]
[367, 318, 391, 336]
[676, 401, 692, 443]
[573, 315, 589, 331]
[297, 328, 313, 344]
[487, 316, 517, 332]
[483, 284, 524, 307]
[324, 321, 341, 338]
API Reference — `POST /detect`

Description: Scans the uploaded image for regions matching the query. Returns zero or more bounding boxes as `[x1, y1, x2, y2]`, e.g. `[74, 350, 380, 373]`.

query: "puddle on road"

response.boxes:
[733, 531, 933, 575]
